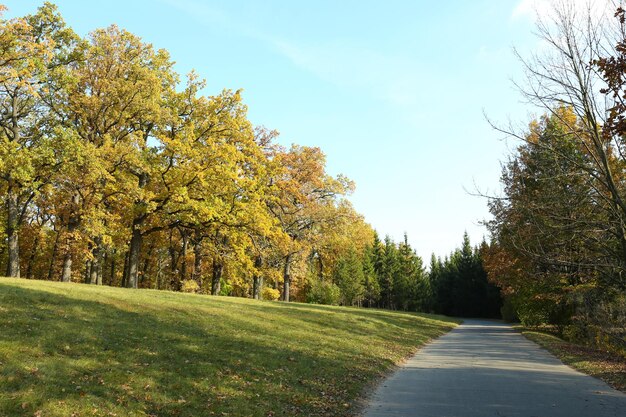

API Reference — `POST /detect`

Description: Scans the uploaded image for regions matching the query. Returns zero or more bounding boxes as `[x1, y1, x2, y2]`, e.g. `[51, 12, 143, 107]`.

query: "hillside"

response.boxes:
[0, 279, 457, 417]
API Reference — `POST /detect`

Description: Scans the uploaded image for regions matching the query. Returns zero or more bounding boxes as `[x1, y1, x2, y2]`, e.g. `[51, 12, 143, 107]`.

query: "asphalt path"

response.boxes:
[363, 319, 626, 417]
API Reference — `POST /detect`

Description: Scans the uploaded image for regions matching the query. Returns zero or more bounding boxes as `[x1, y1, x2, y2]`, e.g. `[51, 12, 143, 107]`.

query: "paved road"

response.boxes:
[364, 319, 626, 417]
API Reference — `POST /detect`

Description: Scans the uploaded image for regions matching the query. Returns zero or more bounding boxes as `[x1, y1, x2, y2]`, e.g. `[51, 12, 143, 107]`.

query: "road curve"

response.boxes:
[363, 319, 626, 417]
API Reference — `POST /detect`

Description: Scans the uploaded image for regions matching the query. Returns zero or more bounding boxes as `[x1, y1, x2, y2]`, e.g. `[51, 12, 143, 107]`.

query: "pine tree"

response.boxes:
[380, 236, 397, 309]
[362, 245, 380, 307]
[334, 247, 365, 306]
[393, 233, 411, 310]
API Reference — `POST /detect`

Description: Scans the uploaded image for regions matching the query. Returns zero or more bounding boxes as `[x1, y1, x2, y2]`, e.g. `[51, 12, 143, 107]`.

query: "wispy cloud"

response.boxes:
[158, 0, 436, 117]
[271, 39, 427, 108]
[158, 0, 229, 25]
[156, 0, 265, 39]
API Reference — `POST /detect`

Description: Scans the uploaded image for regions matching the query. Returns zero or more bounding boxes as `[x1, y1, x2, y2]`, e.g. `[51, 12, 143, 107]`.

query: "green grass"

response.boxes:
[522, 329, 626, 393]
[0, 278, 457, 417]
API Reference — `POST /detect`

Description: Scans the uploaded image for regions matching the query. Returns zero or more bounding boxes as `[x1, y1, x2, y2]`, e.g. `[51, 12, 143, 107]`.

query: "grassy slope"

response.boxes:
[522, 329, 626, 393]
[0, 278, 457, 417]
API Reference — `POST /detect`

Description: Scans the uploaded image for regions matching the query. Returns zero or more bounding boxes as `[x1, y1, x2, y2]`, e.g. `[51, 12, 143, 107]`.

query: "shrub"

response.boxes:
[500, 297, 519, 323]
[563, 324, 587, 343]
[307, 280, 341, 305]
[181, 279, 200, 293]
[219, 279, 233, 296]
[261, 287, 281, 301]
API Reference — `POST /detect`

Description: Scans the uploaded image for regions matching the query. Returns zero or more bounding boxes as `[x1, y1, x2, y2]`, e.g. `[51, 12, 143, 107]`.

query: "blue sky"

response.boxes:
[6, 0, 546, 259]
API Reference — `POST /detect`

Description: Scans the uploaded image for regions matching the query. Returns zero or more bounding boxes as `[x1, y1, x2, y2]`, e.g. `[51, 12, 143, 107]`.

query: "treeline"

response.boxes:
[0, 2, 381, 302]
[429, 234, 501, 318]
[484, 3, 626, 352]
[326, 233, 431, 311]
[309, 231, 501, 318]
[1, 3, 499, 314]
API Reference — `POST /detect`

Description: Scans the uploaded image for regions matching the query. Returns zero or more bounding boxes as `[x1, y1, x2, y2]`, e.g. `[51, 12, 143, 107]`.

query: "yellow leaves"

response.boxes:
[525, 106, 581, 147]
[66, 24, 174, 147]
[0, 137, 35, 182]
[0, 6, 56, 90]
[261, 287, 281, 301]
[0, 3, 371, 299]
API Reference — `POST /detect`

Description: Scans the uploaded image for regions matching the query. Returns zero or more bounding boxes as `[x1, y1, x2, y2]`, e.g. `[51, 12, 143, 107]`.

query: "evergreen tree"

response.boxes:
[394, 233, 416, 311]
[380, 236, 397, 309]
[362, 245, 381, 307]
[412, 255, 429, 312]
[334, 247, 365, 306]
[371, 232, 384, 302]
[429, 233, 502, 318]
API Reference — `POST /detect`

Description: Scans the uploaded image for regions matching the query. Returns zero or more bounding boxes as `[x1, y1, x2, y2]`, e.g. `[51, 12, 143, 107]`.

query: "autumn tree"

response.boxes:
[268, 145, 353, 302]
[487, 2, 626, 336]
[501, 2, 626, 285]
[0, 2, 78, 277]
[486, 108, 605, 324]
[0, 3, 425, 318]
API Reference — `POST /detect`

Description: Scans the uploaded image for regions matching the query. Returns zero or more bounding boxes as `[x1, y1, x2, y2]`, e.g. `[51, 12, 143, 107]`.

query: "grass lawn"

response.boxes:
[0, 278, 457, 417]
[522, 329, 626, 393]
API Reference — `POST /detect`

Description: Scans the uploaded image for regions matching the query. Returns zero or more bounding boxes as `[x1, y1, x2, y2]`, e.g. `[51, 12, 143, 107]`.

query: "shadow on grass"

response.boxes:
[246, 301, 457, 344]
[0, 283, 453, 417]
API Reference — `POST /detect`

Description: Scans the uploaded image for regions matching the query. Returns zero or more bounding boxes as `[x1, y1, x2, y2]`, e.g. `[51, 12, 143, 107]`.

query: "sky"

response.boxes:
[5, 0, 556, 259]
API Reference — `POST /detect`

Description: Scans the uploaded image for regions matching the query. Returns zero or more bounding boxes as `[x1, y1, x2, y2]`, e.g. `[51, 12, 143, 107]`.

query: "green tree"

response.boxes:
[333, 246, 365, 306]
[380, 236, 397, 309]
[362, 244, 380, 307]
[487, 109, 601, 325]
[269, 145, 353, 302]
[430, 233, 501, 318]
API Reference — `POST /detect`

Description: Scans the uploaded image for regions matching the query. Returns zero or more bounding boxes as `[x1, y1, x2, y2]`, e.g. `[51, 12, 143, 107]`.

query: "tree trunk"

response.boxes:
[61, 250, 72, 283]
[47, 229, 60, 281]
[127, 171, 149, 288]
[26, 231, 41, 279]
[180, 231, 189, 282]
[101, 250, 108, 286]
[211, 258, 223, 295]
[92, 249, 103, 285]
[0, 240, 5, 268]
[127, 225, 142, 289]
[252, 255, 263, 300]
[169, 229, 180, 290]
[89, 240, 102, 284]
[61, 223, 78, 283]
[96, 247, 103, 285]
[141, 243, 153, 287]
[122, 250, 129, 288]
[61, 195, 80, 283]
[252, 276, 262, 299]
[108, 249, 116, 286]
[318, 252, 324, 279]
[169, 246, 177, 283]
[156, 256, 164, 290]
[192, 236, 203, 288]
[85, 259, 92, 284]
[6, 188, 20, 278]
[283, 253, 292, 302]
